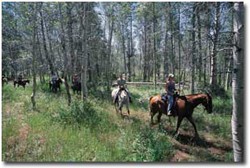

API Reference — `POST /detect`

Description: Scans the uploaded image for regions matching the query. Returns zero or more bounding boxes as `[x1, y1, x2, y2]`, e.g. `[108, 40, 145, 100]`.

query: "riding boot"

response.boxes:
[167, 110, 172, 116]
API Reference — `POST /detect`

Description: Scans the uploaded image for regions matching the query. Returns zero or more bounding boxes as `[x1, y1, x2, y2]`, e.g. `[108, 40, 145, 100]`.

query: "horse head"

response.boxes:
[119, 90, 128, 101]
[203, 93, 213, 113]
[57, 78, 63, 84]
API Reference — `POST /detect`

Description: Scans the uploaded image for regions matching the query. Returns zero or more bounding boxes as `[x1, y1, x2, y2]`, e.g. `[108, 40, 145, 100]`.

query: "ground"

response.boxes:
[2, 82, 233, 162]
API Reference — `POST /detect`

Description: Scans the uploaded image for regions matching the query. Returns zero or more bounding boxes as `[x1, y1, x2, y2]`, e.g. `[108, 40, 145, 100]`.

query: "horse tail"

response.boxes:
[149, 96, 157, 116]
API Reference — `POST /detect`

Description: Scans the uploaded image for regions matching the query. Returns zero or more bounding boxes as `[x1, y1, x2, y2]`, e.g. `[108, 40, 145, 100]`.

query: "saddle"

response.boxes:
[161, 92, 180, 116]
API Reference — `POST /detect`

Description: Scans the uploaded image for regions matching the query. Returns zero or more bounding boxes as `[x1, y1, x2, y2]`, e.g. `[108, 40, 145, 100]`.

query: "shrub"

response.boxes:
[131, 127, 173, 162]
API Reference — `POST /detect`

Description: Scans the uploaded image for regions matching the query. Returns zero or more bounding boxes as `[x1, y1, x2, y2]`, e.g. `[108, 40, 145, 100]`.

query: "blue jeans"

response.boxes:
[167, 95, 173, 112]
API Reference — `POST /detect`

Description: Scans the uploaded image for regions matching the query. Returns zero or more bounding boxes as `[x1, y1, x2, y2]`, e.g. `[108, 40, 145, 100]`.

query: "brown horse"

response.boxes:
[149, 92, 212, 138]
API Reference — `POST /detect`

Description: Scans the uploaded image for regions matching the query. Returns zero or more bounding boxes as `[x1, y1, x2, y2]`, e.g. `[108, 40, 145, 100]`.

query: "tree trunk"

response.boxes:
[105, 5, 114, 91]
[127, 6, 133, 82]
[122, 23, 127, 76]
[39, 4, 54, 75]
[178, 3, 181, 88]
[143, 21, 148, 82]
[225, 56, 232, 90]
[197, 7, 202, 83]
[44, 14, 56, 75]
[231, 2, 244, 162]
[163, 4, 169, 80]
[191, 4, 196, 94]
[210, 2, 220, 86]
[66, 3, 75, 74]
[82, 3, 88, 99]
[153, 2, 157, 90]
[169, 3, 175, 74]
[36, 28, 45, 84]
[31, 4, 38, 110]
[59, 3, 71, 106]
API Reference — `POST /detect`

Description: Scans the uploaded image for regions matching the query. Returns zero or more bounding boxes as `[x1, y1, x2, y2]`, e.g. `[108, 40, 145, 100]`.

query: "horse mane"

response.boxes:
[205, 92, 213, 108]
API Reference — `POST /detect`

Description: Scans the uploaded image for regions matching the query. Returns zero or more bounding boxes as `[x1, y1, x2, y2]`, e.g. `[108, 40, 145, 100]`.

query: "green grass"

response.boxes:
[2, 82, 233, 162]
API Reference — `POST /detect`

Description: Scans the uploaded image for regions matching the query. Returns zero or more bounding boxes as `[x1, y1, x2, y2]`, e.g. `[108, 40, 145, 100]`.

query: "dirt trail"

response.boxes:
[123, 106, 232, 162]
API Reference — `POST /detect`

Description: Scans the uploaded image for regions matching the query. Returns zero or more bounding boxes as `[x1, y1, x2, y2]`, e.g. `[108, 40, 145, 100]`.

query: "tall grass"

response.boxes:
[2, 82, 232, 162]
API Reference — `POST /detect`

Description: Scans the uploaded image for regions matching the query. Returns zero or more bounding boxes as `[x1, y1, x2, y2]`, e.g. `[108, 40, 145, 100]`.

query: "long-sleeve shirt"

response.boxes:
[165, 81, 175, 95]
[117, 78, 126, 88]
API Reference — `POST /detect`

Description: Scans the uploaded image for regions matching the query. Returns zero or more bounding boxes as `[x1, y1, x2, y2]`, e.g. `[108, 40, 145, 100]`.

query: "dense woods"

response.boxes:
[2, 2, 244, 162]
[2, 2, 236, 95]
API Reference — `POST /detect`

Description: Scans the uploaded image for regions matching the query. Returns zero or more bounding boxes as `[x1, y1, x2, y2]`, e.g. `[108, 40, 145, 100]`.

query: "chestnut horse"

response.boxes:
[149, 93, 212, 138]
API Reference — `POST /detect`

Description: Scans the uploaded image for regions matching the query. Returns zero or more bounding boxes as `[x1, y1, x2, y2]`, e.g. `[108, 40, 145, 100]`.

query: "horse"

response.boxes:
[14, 79, 30, 88]
[49, 78, 63, 93]
[71, 82, 81, 94]
[111, 87, 130, 116]
[2, 77, 8, 86]
[149, 92, 212, 138]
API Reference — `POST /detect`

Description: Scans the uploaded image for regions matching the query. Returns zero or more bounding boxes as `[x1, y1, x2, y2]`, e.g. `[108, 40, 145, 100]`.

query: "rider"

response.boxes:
[73, 73, 80, 85]
[51, 72, 58, 84]
[165, 73, 176, 116]
[114, 73, 132, 104]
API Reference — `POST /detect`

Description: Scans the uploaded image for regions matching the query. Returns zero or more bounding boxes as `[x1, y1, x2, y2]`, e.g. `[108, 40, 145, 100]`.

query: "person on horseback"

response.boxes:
[51, 72, 58, 85]
[166, 73, 176, 116]
[73, 73, 80, 85]
[114, 73, 132, 104]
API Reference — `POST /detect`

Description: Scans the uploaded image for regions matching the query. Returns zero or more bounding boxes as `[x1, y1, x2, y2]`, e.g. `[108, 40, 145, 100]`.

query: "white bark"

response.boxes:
[31, 4, 38, 110]
[231, 2, 244, 162]
[82, 3, 88, 99]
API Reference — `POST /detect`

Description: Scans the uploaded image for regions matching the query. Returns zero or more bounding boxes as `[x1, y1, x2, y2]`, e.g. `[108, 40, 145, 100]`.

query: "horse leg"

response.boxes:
[186, 116, 199, 138]
[157, 112, 162, 123]
[174, 116, 184, 138]
[114, 102, 119, 113]
[118, 103, 123, 116]
[150, 112, 157, 125]
[126, 103, 130, 115]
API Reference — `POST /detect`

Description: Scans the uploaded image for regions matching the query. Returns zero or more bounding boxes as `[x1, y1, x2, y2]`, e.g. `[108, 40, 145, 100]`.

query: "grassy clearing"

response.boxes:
[2, 82, 233, 162]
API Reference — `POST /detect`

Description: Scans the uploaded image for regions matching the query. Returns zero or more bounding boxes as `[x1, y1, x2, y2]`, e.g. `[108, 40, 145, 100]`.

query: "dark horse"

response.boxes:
[14, 79, 30, 88]
[49, 78, 63, 93]
[71, 82, 81, 94]
[149, 92, 212, 138]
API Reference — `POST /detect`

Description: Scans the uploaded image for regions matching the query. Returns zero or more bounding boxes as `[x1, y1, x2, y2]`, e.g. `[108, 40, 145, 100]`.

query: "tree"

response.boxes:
[31, 3, 39, 109]
[79, 3, 88, 99]
[191, 3, 196, 94]
[59, 2, 71, 106]
[209, 2, 221, 86]
[66, 3, 75, 74]
[231, 2, 244, 162]
[39, 2, 55, 75]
